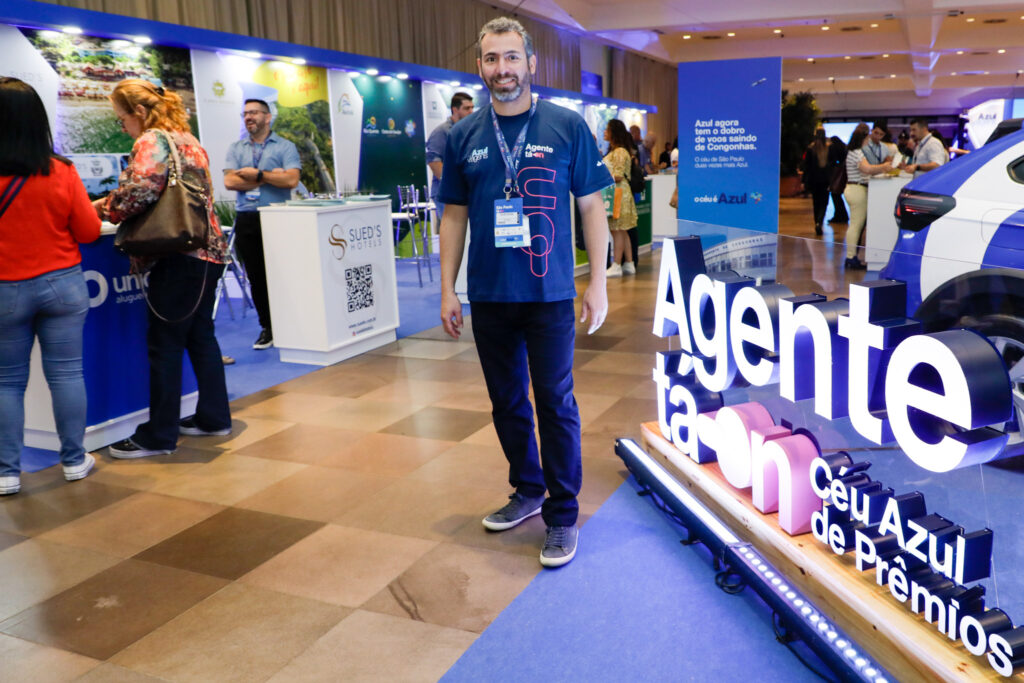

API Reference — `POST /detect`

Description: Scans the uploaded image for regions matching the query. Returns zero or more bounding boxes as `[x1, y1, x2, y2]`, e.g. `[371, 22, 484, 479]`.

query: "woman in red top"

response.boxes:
[96, 79, 231, 458]
[0, 78, 101, 495]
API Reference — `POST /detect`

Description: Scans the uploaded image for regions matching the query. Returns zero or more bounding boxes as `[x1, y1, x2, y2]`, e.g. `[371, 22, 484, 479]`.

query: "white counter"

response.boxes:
[865, 173, 912, 269]
[259, 200, 399, 365]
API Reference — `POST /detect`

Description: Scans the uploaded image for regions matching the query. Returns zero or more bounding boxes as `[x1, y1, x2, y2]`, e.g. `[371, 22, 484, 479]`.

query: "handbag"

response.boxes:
[115, 129, 211, 256]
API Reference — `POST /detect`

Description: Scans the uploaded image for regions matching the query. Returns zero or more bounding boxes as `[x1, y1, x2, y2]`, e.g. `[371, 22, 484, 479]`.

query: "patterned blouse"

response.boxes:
[603, 146, 638, 231]
[104, 128, 227, 268]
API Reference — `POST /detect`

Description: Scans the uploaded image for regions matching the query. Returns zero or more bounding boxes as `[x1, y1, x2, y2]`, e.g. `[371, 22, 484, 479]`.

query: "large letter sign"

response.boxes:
[649, 236, 1021, 677]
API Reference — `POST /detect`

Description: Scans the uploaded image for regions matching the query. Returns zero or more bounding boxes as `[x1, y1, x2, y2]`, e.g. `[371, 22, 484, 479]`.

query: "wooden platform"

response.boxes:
[640, 421, 1015, 682]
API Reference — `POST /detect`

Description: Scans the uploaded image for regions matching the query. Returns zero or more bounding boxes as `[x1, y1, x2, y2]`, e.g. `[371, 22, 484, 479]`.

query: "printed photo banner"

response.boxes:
[191, 50, 335, 201]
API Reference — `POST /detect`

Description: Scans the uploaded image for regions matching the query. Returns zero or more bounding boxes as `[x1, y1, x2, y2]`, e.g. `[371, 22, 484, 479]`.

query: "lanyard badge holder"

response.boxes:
[245, 140, 266, 202]
[490, 101, 536, 249]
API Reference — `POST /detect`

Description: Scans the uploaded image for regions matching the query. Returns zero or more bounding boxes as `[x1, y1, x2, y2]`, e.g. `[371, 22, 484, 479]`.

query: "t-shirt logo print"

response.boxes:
[518, 166, 557, 277]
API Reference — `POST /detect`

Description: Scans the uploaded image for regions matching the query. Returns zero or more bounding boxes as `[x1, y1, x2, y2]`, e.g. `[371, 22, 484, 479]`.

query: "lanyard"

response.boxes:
[489, 100, 537, 199]
[251, 138, 267, 169]
[913, 134, 931, 164]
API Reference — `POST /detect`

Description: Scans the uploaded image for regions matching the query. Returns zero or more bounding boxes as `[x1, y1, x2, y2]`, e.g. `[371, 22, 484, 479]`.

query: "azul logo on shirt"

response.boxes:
[468, 147, 489, 164]
[525, 143, 554, 158]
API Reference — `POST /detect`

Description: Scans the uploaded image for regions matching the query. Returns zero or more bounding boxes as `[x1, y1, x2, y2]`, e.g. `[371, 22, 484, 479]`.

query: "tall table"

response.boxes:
[259, 200, 399, 365]
[865, 173, 913, 269]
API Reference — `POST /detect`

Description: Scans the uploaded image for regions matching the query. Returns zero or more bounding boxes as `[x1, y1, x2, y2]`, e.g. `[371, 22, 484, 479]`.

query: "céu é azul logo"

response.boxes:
[650, 236, 1021, 677]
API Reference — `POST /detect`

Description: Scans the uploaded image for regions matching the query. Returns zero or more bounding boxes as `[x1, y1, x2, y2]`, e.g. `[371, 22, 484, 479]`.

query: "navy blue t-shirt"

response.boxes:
[439, 100, 612, 302]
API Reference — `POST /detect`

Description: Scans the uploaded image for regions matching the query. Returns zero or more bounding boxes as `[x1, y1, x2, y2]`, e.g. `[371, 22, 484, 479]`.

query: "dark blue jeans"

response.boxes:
[0, 265, 89, 475]
[132, 254, 230, 450]
[470, 299, 581, 527]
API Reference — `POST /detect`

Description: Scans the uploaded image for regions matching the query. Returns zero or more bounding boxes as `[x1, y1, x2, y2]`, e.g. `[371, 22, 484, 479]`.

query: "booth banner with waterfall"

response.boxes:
[191, 50, 335, 201]
[676, 57, 781, 234]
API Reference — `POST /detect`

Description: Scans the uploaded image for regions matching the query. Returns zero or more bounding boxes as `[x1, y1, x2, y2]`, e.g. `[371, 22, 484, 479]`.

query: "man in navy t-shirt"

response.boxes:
[439, 16, 613, 568]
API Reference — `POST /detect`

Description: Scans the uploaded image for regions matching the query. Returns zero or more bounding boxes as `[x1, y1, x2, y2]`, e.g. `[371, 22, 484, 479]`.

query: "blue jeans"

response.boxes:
[470, 300, 582, 527]
[0, 265, 89, 476]
[131, 254, 230, 450]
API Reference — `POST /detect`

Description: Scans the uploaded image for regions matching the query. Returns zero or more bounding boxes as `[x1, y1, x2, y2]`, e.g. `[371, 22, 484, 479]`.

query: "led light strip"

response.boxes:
[615, 438, 892, 682]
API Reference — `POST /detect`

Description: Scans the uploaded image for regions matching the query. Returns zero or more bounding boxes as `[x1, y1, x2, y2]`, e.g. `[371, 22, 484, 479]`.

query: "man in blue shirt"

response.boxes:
[426, 91, 474, 220]
[439, 17, 613, 568]
[224, 98, 301, 350]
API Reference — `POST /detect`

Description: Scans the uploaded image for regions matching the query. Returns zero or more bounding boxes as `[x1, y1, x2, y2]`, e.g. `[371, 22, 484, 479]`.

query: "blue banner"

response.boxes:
[676, 57, 781, 234]
[81, 236, 196, 425]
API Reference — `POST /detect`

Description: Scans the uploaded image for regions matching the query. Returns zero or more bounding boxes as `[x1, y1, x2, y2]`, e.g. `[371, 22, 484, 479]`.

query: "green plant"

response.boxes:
[213, 200, 237, 229]
[780, 90, 820, 176]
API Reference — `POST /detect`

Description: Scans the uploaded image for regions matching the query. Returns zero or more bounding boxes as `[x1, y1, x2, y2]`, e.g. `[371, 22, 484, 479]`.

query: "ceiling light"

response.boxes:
[347, 70, 361, 77]
[683, 34, 691, 39]
[821, 26, 830, 31]
[450, 81, 461, 87]
[870, 23, 879, 28]
[396, 72, 409, 80]
[966, 17, 975, 22]
[882, 53, 889, 58]
[890, 74, 896, 78]
[807, 57, 814, 62]
[984, 70, 990, 74]
[133, 36, 152, 45]
[727, 32, 735, 37]
[474, 84, 485, 91]
[62, 26, 83, 34]
[998, 49, 1006, 54]
[366, 67, 379, 76]
[798, 77, 804, 81]
[844, 56, 851, 60]
[859, 75, 865, 79]
[951, 71, 957, 75]
[773, 29, 782, 34]
[377, 75, 392, 83]
[956, 50, 964, 54]
[243, 51, 261, 59]
[292, 58, 306, 65]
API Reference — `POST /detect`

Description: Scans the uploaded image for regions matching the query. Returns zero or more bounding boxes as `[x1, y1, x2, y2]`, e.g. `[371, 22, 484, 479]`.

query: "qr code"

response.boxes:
[345, 264, 374, 312]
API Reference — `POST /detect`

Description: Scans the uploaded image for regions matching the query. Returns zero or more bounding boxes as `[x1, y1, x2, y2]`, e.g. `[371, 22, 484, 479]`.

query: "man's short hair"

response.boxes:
[451, 92, 474, 110]
[244, 98, 271, 113]
[477, 17, 535, 59]
[909, 118, 930, 130]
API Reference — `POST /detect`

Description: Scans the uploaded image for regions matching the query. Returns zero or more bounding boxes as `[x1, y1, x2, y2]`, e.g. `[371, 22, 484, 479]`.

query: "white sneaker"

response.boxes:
[606, 262, 623, 278]
[63, 453, 96, 482]
[622, 261, 636, 275]
[0, 475, 19, 495]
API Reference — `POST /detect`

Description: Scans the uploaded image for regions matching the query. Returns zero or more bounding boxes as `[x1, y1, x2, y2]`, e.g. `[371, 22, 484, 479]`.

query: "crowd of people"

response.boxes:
[801, 118, 949, 268]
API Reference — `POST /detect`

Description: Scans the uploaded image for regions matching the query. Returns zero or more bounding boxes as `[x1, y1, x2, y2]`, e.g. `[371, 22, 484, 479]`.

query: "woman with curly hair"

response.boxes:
[96, 79, 231, 458]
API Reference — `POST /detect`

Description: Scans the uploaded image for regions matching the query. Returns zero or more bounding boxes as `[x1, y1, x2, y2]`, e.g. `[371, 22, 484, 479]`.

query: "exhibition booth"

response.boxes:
[0, 0, 655, 450]
[620, 54, 1024, 682]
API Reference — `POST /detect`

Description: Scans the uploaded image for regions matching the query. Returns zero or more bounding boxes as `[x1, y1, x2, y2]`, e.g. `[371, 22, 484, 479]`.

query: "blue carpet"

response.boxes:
[22, 260, 450, 473]
[442, 477, 825, 683]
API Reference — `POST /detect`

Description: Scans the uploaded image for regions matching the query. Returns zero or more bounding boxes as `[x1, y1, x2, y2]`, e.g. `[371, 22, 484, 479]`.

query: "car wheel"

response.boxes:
[958, 313, 1024, 457]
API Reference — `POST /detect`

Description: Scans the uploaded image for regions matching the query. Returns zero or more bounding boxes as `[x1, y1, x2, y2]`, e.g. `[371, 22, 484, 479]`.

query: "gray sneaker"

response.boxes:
[482, 493, 544, 531]
[540, 525, 578, 568]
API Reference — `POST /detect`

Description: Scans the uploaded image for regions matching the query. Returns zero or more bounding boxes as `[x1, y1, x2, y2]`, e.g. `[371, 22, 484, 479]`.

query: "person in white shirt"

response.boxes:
[901, 118, 948, 177]
[843, 123, 892, 269]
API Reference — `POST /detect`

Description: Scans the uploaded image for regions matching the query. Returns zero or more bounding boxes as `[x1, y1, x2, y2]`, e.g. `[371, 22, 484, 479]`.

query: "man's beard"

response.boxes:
[488, 71, 529, 102]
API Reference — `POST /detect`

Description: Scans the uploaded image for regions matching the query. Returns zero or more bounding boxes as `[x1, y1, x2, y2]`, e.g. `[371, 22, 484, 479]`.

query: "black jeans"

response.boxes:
[233, 211, 271, 331]
[470, 300, 582, 527]
[132, 254, 230, 450]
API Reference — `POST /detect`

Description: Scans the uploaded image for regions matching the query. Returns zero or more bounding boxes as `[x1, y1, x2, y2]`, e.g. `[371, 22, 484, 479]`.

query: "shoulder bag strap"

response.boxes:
[147, 128, 183, 185]
[0, 176, 27, 220]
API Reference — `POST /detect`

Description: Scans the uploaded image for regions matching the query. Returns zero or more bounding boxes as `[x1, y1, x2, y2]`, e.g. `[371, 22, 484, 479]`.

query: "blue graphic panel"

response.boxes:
[676, 57, 782, 234]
